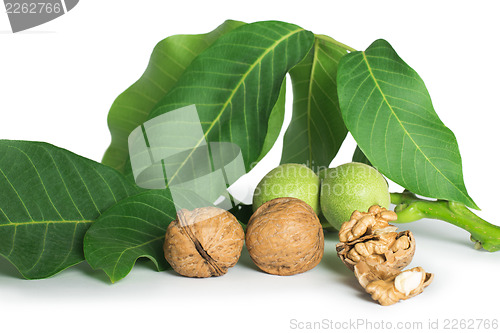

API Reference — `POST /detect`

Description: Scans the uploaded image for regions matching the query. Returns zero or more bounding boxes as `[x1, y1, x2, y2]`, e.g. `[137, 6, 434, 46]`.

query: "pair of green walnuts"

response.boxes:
[253, 162, 391, 230]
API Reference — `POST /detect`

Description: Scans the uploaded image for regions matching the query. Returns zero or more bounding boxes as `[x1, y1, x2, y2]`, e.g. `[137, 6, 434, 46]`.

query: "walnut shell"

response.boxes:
[354, 261, 434, 306]
[164, 207, 244, 278]
[246, 197, 324, 276]
[336, 205, 415, 271]
[337, 205, 432, 306]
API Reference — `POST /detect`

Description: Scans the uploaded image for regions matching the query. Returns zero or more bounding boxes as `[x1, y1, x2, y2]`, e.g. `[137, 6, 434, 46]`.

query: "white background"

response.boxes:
[1, 1, 499, 332]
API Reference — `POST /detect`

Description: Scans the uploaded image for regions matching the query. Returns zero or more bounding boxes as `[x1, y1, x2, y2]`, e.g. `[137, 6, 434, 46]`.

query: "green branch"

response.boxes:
[391, 191, 500, 252]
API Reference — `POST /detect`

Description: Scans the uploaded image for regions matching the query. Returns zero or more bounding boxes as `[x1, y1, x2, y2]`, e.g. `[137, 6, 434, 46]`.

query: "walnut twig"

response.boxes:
[391, 191, 500, 252]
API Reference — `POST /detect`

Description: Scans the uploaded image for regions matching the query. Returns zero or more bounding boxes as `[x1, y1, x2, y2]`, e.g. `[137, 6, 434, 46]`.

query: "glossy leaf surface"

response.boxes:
[281, 35, 348, 169]
[102, 20, 245, 172]
[337, 39, 477, 209]
[84, 190, 176, 283]
[149, 21, 314, 178]
[0, 141, 138, 279]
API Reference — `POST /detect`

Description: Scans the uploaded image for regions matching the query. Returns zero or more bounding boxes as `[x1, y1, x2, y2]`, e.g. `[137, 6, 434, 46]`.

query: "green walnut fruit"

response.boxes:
[320, 162, 390, 230]
[253, 163, 320, 214]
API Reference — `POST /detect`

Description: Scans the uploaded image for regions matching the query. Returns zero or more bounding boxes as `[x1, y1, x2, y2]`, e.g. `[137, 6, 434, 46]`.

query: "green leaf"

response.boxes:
[102, 20, 246, 173]
[337, 39, 478, 209]
[149, 21, 314, 175]
[352, 145, 372, 166]
[0, 141, 138, 279]
[255, 80, 286, 162]
[84, 192, 255, 283]
[281, 35, 349, 170]
[84, 190, 176, 283]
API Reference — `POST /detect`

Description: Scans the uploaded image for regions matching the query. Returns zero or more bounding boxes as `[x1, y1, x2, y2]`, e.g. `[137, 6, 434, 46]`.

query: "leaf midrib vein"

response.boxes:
[167, 27, 304, 185]
[306, 39, 320, 165]
[361, 51, 466, 199]
[0, 219, 93, 227]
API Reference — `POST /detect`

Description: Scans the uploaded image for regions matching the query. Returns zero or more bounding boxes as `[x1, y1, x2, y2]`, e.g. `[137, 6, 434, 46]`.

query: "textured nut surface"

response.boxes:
[164, 207, 244, 278]
[354, 261, 434, 306]
[336, 205, 415, 271]
[337, 205, 433, 306]
[246, 197, 324, 276]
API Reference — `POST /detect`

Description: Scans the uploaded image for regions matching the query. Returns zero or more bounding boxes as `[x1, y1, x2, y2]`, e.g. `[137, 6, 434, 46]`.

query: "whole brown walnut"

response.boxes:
[164, 207, 244, 278]
[246, 197, 324, 276]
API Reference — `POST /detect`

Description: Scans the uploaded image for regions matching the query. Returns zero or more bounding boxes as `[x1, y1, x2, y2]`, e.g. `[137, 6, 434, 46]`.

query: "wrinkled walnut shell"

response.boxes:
[337, 205, 433, 306]
[354, 261, 434, 306]
[246, 197, 324, 276]
[336, 206, 415, 271]
[164, 207, 244, 278]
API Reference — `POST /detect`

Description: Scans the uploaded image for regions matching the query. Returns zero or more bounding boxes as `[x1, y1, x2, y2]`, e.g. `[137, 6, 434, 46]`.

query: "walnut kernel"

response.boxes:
[355, 261, 434, 306]
[336, 205, 433, 306]
[336, 205, 415, 271]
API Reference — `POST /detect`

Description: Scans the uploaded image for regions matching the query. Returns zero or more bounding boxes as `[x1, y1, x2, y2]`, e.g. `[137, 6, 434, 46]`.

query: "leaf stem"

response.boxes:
[391, 191, 500, 252]
[315, 34, 357, 52]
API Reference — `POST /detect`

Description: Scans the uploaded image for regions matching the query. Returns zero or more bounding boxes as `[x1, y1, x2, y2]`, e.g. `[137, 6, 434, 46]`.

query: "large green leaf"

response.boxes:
[102, 20, 246, 173]
[281, 35, 349, 170]
[84, 190, 177, 283]
[255, 80, 286, 163]
[148, 21, 314, 179]
[0, 141, 138, 279]
[123, 80, 286, 185]
[337, 39, 478, 209]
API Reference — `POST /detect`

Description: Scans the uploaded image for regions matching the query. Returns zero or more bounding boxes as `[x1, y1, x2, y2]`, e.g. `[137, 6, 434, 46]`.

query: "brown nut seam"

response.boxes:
[164, 207, 245, 278]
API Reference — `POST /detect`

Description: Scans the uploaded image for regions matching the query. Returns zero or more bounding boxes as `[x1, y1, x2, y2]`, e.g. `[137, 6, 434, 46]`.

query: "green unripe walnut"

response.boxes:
[320, 162, 390, 230]
[253, 163, 320, 214]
